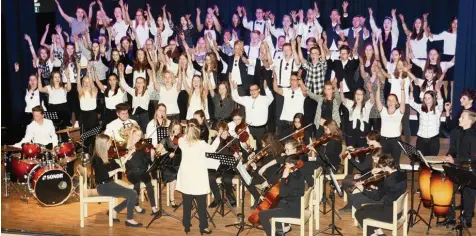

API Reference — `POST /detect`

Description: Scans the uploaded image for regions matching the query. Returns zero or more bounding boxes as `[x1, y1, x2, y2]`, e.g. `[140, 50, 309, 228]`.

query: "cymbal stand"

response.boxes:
[2, 152, 29, 202]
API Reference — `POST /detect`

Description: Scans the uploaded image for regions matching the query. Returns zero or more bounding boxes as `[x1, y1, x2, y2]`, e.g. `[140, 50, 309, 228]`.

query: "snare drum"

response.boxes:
[21, 143, 43, 163]
[27, 164, 72, 206]
[55, 142, 76, 164]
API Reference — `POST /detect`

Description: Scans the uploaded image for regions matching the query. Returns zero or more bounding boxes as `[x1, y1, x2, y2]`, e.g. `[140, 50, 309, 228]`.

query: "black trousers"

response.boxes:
[131, 112, 149, 133]
[67, 83, 80, 122]
[104, 108, 117, 127]
[381, 137, 402, 165]
[369, 118, 381, 132]
[80, 110, 99, 152]
[182, 193, 208, 231]
[415, 135, 440, 156]
[258, 201, 300, 236]
[127, 172, 156, 208]
[208, 170, 234, 201]
[178, 91, 189, 121]
[276, 120, 293, 137]
[249, 125, 267, 150]
[402, 104, 412, 144]
[463, 186, 476, 224]
[350, 192, 383, 210]
[97, 181, 138, 220]
[355, 204, 395, 236]
[303, 97, 318, 127]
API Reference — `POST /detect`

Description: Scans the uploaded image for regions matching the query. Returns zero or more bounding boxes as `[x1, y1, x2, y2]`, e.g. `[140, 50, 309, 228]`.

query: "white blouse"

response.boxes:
[131, 20, 154, 48]
[410, 34, 429, 59]
[103, 87, 126, 110]
[430, 31, 456, 55]
[159, 83, 180, 115]
[46, 86, 67, 104]
[380, 107, 404, 138]
[186, 91, 209, 120]
[79, 91, 97, 111]
[25, 89, 46, 112]
[145, 119, 171, 145]
[176, 137, 220, 195]
[280, 88, 305, 122]
[344, 100, 374, 132]
[132, 69, 147, 87]
[410, 98, 444, 138]
[120, 79, 154, 114]
[388, 76, 411, 104]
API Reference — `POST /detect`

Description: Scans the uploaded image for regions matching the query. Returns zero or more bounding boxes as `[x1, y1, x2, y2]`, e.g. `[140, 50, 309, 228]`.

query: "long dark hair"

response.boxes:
[421, 65, 438, 92]
[423, 49, 442, 78]
[410, 18, 424, 40]
[421, 91, 438, 113]
[261, 134, 285, 157]
[63, 43, 78, 73]
[104, 73, 119, 97]
[293, 113, 306, 130]
[352, 88, 367, 118]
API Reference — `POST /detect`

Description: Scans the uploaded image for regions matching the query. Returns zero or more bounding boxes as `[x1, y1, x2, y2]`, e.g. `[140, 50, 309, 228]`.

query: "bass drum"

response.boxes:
[27, 164, 72, 206]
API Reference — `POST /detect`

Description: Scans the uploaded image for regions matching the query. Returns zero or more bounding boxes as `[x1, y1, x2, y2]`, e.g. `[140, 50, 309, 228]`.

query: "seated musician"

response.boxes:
[123, 125, 158, 215]
[354, 154, 407, 236]
[193, 110, 209, 142]
[444, 109, 476, 227]
[155, 120, 182, 208]
[228, 109, 250, 140]
[208, 121, 239, 208]
[280, 113, 312, 145]
[13, 105, 58, 149]
[245, 134, 285, 209]
[91, 134, 142, 227]
[257, 154, 306, 236]
[104, 103, 138, 143]
[307, 119, 343, 171]
[146, 103, 171, 147]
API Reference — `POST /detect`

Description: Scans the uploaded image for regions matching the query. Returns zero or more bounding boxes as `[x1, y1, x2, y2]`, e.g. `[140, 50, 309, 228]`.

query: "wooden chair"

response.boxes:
[77, 165, 115, 228]
[362, 191, 409, 236]
[271, 186, 314, 236]
[313, 167, 323, 231]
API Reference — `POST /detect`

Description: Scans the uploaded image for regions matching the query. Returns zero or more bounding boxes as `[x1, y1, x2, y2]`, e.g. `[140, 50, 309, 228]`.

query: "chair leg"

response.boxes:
[109, 200, 113, 227]
[166, 183, 170, 207]
[343, 191, 347, 202]
[403, 219, 408, 236]
[314, 204, 320, 230]
[271, 219, 276, 235]
[363, 221, 367, 236]
[140, 188, 145, 202]
[300, 223, 305, 236]
[84, 203, 88, 217]
[392, 229, 397, 236]
[352, 206, 358, 226]
[80, 201, 85, 228]
[309, 214, 313, 236]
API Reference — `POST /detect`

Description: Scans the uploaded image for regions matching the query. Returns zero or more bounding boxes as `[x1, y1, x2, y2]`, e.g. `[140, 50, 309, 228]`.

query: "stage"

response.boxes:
[1, 138, 472, 235]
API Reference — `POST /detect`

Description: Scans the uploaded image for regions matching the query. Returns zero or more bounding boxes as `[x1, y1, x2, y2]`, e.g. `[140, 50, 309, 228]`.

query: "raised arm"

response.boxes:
[37, 69, 48, 93]
[399, 79, 406, 114]
[379, 34, 389, 66]
[120, 0, 131, 25]
[339, 81, 347, 104]
[147, 52, 160, 91]
[398, 14, 411, 37]
[272, 74, 283, 96]
[88, 1, 96, 24]
[55, 0, 72, 24]
[196, 8, 203, 32]
[40, 24, 50, 47]
[375, 80, 383, 112]
[24, 34, 38, 62]
[211, 8, 222, 33]
[368, 8, 379, 34]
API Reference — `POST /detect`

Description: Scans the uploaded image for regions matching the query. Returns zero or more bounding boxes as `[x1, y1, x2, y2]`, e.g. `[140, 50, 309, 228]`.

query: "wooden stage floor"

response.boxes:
[1, 138, 475, 236]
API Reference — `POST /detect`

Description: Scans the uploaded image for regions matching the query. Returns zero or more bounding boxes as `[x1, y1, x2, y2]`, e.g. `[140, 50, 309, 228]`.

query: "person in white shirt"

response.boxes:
[272, 41, 301, 88]
[375, 79, 406, 165]
[428, 18, 457, 57]
[145, 104, 171, 147]
[155, 5, 174, 48]
[297, 8, 323, 50]
[24, 74, 47, 120]
[400, 13, 429, 59]
[14, 106, 58, 149]
[379, 40, 403, 75]
[240, 7, 266, 35]
[157, 71, 182, 121]
[77, 66, 99, 151]
[380, 59, 412, 144]
[230, 79, 274, 148]
[244, 30, 262, 76]
[95, 73, 126, 125]
[119, 56, 160, 132]
[184, 74, 209, 120]
[407, 65, 445, 101]
[268, 13, 297, 43]
[409, 88, 444, 156]
[38, 70, 72, 127]
[196, 7, 222, 42]
[176, 119, 220, 235]
[227, 109, 251, 139]
[273, 72, 307, 135]
[369, 8, 399, 60]
[104, 103, 138, 143]
[112, 1, 129, 46]
[124, 4, 156, 48]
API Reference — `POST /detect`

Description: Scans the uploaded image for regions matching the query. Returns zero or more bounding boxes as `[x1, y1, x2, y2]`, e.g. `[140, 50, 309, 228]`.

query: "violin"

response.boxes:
[135, 139, 155, 153]
[341, 145, 376, 159]
[245, 150, 269, 168]
[108, 141, 127, 159]
[172, 133, 184, 146]
[292, 129, 305, 143]
[235, 122, 250, 143]
[352, 171, 389, 192]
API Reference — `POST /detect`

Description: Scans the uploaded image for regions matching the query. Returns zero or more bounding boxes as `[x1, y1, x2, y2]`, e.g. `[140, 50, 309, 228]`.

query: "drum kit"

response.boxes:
[2, 127, 86, 207]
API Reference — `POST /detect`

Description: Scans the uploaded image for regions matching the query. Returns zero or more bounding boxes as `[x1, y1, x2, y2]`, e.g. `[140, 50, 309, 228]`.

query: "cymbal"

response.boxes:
[2, 146, 21, 152]
[56, 127, 80, 134]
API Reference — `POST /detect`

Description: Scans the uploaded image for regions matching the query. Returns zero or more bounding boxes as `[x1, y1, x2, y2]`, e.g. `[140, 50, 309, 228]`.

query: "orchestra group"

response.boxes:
[7, 0, 476, 235]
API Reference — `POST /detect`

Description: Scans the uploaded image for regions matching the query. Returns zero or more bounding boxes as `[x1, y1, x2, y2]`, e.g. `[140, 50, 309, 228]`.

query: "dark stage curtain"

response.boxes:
[453, 0, 476, 114]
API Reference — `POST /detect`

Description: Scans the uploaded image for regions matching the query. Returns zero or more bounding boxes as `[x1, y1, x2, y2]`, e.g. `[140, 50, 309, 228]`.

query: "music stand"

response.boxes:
[205, 153, 240, 221]
[443, 164, 475, 236]
[315, 164, 343, 236]
[157, 127, 168, 143]
[317, 153, 341, 219]
[146, 151, 182, 228]
[398, 141, 431, 231]
[44, 111, 59, 123]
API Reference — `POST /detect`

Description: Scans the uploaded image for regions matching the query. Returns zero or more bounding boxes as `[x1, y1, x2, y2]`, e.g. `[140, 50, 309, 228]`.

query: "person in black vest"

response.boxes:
[339, 15, 369, 53]
[369, 8, 399, 60]
[226, 40, 256, 96]
[444, 88, 476, 131]
[320, 2, 351, 60]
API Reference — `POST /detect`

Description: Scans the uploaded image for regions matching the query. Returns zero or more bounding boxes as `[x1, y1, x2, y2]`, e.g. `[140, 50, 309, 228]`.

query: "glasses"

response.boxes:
[285, 63, 289, 70]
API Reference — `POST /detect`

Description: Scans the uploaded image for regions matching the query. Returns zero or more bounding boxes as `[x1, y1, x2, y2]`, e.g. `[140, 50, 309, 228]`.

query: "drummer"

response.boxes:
[13, 105, 58, 149]
[104, 103, 138, 143]
[444, 109, 476, 227]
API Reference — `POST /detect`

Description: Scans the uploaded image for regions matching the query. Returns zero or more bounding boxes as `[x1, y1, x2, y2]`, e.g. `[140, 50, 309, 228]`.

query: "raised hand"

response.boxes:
[55, 25, 62, 34]
[214, 5, 219, 14]
[399, 14, 405, 22]
[24, 34, 32, 43]
[89, 1, 96, 8]
[196, 8, 201, 16]
[14, 62, 19, 72]
[342, 1, 349, 10]
[368, 8, 373, 16]
[423, 13, 429, 20]
[391, 9, 397, 17]
[298, 9, 304, 20]
[290, 11, 297, 21]
[185, 14, 191, 20]
[207, 8, 214, 15]
[45, 24, 50, 31]
[118, 0, 123, 6]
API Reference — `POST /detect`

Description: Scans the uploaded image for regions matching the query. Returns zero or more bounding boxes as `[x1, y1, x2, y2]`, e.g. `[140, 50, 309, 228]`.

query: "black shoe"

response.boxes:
[275, 230, 285, 236]
[227, 194, 237, 207]
[106, 211, 120, 222]
[338, 204, 352, 214]
[443, 219, 456, 226]
[125, 221, 143, 227]
[134, 207, 146, 214]
[208, 199, 222, 208]
[170, 200, 179, 209]
[200, 228, 212, 235]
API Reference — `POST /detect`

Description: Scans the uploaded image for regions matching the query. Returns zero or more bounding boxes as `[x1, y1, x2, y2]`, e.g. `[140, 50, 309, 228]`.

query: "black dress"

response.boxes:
[158, 137, 181, 183]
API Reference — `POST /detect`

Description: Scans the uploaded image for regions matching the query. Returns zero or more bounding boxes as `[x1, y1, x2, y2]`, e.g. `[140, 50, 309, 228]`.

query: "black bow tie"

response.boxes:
[256, 22, 263, 25]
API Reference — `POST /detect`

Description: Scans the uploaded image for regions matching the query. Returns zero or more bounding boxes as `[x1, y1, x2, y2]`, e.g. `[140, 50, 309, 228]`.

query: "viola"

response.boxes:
[235, 122, 250, 143]
[341, 145, 376, 159]
[108, 141, 127, 159]
[351, 171, 389, 192]
[248, 159, 304, 225]
[135, 139, 155, 153]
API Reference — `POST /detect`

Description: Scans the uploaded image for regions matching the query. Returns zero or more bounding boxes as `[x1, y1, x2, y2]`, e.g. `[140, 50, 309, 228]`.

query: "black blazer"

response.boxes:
[226, 55, 255, 86]
[327, 58, 360, 96]
[363, 171, 407, 206]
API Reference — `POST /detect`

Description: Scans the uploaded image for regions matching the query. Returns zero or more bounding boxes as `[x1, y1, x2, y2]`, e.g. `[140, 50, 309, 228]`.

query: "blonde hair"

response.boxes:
[185, 119, 201, 144]
[154, 103, 169, 127]
[126, 125, 143, 147]
[94, 134, 111, 164]
[79, 75, 95, 99]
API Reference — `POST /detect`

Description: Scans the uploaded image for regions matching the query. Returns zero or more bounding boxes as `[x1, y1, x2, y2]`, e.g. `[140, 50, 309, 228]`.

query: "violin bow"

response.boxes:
[111, 130, 124, 167]
[279, 123, 314, 142]
[216, 123, 250, 153]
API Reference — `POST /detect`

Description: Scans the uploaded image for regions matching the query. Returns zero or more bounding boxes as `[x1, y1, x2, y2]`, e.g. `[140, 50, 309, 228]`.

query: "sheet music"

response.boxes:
[206, 158, 220, 170]
[236, 161, 252, 186]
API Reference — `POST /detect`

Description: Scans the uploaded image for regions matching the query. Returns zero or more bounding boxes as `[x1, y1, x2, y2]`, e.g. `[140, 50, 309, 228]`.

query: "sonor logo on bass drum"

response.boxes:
[42, 173, 64, 180]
